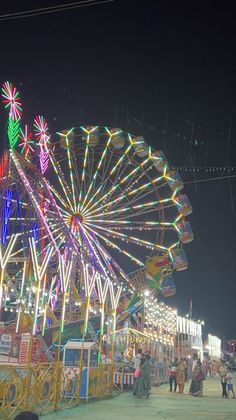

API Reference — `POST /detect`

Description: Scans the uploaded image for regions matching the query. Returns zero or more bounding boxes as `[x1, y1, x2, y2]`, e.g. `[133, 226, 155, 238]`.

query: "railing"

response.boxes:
[0, 362, 114, 419]
[112, 361, 170, 393]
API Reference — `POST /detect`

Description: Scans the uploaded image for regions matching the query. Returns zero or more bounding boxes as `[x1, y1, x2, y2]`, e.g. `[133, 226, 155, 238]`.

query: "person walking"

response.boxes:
[169, 358, 178, 392]
[133, 353, 151, 398]
[133, 348, 142, 387]
[189, 360, 205, 397]
[183, 358, 189, 383]
[226, 366, 235, 399]
[177, 358, 187, 393]
[143, 352, 152, 395]
[218, 360, 228, 398]
[203, 357, 209, 378]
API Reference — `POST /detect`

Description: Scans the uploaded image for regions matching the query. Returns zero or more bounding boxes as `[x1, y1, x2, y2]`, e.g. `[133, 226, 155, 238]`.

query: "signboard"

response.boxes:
[19, 333, 31, 364]
[0, 334, 12, 354]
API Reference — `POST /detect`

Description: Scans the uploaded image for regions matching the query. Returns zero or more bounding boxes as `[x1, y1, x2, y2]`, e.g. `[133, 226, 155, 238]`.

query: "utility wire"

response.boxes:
[0, 0, 114, 21]
[184, 174, 236, 184]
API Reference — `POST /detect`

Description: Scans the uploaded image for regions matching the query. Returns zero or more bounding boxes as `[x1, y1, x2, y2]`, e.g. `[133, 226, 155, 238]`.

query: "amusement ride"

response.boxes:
[0, 81, 196, 416]
[0, 81, 194, 340]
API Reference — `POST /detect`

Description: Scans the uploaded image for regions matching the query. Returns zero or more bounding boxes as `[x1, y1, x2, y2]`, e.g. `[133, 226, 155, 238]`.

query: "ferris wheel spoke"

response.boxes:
[105, 196, 174, 219]
[86, 199, 174, 222]
[93, 240, 132, 285]
[83, 173, 163, 219]
[98, 162, 151, 216]
[80, 128, 119, 212]
[87, 145, 135, 213]
[58, 129, 77, 210]
[82, 146, 150, 216]
[85, 219, 177, 233]
[84, 221, 157, 251]
[49, 153, 74, 212]
[86, 181, 172, 217]
[85, 218, 175, 238]
[71, 143, 82, 193]
[85, 149, 114, 212]
[78, 126, 99, 211]
[46, 206, 71, 221]
[47, 171, 73, 211]
[81, 146, 130, 215]
[99, 158, 150, 209]
[84, 223, 144, 267]
[79, 224, 115, 278]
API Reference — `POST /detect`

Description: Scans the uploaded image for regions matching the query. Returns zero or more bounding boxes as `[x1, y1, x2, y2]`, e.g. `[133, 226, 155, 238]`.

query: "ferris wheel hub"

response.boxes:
[70, 213, 83, 229]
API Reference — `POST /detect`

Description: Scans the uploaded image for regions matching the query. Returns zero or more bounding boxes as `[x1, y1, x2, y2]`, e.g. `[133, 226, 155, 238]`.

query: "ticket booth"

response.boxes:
[63, 341, 98, 402]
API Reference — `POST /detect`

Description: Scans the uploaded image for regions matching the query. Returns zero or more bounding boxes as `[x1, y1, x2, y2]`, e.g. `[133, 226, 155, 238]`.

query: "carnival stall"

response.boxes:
[204, 334, 222, 375]
[176, 316, 203, 359]
[63, 340, 99, 402]
[143, 295, 177, 384]
[105, 327, 151, 389]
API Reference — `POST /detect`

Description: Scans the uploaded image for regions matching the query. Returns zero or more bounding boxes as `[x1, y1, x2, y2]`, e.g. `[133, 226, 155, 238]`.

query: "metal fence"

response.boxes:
[0, 362, 114, 419]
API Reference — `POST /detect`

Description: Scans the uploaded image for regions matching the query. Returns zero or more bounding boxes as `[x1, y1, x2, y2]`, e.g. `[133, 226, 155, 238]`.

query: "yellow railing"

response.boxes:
[0, 362, 114, 419]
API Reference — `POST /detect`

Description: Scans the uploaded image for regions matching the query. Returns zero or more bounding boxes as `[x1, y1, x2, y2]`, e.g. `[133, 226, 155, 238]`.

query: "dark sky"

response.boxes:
[0, 0, 236, 339]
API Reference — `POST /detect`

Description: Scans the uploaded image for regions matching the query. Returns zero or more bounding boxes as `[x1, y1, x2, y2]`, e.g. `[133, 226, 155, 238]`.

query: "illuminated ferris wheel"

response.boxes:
[45, 125, 193, 279]
[0, 82, 193, 333]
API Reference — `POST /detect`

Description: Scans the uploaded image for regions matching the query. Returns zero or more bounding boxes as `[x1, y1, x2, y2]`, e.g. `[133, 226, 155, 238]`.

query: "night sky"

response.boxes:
[0, 0, 236, 339]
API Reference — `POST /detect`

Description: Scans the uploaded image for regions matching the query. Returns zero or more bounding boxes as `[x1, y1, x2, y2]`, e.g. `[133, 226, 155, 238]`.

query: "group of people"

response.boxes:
[132, 350, 235, 400]
[218, 360, 235, 399]
[169, 357, 188, 393]
[170, 357, 235, 398]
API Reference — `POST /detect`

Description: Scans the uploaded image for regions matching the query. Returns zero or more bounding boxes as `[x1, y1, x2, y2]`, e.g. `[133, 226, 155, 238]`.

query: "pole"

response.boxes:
[54, 322, 62, 410]
[189, 298, 192, 319]
[76, 296, 90, 404]
[98, 303, 105, 365]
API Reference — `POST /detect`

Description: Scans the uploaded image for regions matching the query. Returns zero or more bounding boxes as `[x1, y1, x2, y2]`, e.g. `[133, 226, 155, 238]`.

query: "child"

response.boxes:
[226, 366, 235, 399]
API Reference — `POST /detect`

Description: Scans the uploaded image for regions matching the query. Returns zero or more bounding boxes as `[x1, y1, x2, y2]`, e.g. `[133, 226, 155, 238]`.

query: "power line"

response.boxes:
[184, 174, 236, 184]
[0, 0, 114, 21]
[173, 167, 236, 172]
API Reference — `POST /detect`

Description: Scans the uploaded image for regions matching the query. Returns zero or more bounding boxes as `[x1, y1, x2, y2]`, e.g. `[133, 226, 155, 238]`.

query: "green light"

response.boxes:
[7, 117, 20, 149]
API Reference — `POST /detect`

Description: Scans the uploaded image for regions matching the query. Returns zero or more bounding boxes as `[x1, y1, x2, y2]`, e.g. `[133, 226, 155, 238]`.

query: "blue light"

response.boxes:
[32, 222, 39, 240]
[2, 189, 13, 245]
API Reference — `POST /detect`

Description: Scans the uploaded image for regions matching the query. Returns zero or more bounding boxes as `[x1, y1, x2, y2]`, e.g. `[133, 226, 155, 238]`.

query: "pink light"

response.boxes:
[39, 149, 49, 174]
[34, 115, 49, 150]
[19, 124, 34, 158]
[34, 115, 50, 174]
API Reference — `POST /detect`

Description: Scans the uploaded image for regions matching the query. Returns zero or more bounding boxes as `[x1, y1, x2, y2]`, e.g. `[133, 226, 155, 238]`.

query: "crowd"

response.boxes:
[132, 351, 235, 400]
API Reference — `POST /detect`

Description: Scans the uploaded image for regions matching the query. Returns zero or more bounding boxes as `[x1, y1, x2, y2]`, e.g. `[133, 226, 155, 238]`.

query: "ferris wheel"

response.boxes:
[0, 82, 193, 333]
[45, 125, 193, 279]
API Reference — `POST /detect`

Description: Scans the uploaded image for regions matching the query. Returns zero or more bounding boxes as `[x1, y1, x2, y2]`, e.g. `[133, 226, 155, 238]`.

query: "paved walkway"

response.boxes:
[42, 376, 236, 420]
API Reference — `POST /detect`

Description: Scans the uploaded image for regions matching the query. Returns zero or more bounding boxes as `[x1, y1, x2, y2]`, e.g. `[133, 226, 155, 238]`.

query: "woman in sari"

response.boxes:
[133, 353, 151, 398]
[177, 358, 187, 393]
[189, 360, 205, 397]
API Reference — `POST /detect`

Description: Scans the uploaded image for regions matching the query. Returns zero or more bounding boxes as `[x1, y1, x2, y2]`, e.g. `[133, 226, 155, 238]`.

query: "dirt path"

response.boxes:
[41, 376, 236, 420]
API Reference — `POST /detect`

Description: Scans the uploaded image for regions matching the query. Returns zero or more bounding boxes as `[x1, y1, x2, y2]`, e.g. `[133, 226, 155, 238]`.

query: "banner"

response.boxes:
[0, 334, 12, 355]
